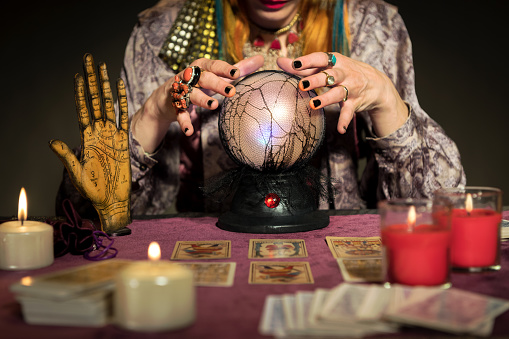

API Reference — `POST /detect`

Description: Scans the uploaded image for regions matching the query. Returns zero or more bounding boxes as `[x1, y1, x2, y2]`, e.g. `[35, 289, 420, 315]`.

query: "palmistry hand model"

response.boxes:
[49, 54, 131, 234]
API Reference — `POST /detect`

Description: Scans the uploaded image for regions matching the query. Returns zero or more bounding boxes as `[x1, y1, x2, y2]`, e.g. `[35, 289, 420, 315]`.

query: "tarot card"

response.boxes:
[176, 262, 236, 287]
[320, 283, 369, 323]
[282, 294, 297, 331]
[306, 288, 369, 336]
[307, 288, 331, 327]
[385, 287, 509, 334]
[9, 259, 132, 300]
[295, 291, 315, 331]
[319, 283, 398, 334]
[337, 257, 383, 282]
[356, 284, 393, 321]
[248, 239, 308, 259]
[326, 236, 382, 258]
[249, 262, 314, 284]
[259, 295, 286, 336]
[502, 219, 509, 240]
[170, 240, 231, 260]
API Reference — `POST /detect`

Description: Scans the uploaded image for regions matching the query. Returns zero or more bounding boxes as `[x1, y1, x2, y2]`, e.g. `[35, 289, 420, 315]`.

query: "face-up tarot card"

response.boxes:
[326, 236, 382, 258]
[249, 261, 314, 284]
[337, 258, 383, 282]
[176, 262, 236, 287]
[248, 239, 308, 259]
[171, 240, 231, 260]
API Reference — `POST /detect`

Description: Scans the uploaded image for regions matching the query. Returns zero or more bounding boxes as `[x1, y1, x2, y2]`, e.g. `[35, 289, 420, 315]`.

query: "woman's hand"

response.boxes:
[131, 55, 264, 153]
[277, 52, 408, 137]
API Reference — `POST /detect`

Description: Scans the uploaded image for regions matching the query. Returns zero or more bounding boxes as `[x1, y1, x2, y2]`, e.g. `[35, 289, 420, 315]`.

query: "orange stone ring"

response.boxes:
[182, 66, 201, 87]
[170, 66, 202, 110]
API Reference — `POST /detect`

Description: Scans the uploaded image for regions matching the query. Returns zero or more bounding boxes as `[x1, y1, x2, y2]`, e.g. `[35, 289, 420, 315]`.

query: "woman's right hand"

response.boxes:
[131, 55, 264, 153]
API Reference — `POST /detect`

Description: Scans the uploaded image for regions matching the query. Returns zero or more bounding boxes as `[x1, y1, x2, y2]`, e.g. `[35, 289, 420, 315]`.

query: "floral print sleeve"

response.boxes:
[349, 0, 466, 206]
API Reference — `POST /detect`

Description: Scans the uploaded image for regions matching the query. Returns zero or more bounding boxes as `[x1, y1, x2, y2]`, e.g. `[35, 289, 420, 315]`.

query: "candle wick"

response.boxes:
[21, 219, 24, 226]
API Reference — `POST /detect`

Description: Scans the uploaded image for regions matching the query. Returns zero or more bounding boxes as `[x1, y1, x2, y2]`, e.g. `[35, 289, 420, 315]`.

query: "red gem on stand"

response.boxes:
[265, 193, 281, 208]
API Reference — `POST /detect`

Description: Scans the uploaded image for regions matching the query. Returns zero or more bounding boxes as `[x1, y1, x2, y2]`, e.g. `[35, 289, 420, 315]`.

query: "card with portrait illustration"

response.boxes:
[248, 239, 308, 259]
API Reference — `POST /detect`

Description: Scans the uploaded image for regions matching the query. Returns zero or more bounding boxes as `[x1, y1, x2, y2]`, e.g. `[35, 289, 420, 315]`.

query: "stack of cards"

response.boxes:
[259, 283, 398, 338]
[326, 236, 383, 282]
[259, 283, 509, 338]
[9, 260, 132, 326]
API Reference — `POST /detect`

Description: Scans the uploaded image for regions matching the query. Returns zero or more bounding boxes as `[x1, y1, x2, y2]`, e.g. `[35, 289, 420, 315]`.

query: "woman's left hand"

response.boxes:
[277, 52, 408, 137]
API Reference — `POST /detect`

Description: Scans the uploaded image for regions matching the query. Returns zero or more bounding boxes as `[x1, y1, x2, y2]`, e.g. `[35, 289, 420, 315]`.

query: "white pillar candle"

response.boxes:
[114, 242, 195, 332]
[0, 188, 54, 270]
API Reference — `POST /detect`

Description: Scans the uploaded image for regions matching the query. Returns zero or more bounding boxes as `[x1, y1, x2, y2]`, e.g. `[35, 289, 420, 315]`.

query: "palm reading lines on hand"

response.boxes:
[50, 54, 131, 232]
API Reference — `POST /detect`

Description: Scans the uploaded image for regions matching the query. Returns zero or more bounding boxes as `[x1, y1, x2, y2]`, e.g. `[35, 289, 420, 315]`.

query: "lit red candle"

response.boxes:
[379, 200, 452, 287]
[450, 193, 502, 269]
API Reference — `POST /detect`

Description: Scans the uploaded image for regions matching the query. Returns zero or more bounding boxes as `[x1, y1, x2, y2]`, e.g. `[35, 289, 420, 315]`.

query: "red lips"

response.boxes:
[259, 0, 287, 10]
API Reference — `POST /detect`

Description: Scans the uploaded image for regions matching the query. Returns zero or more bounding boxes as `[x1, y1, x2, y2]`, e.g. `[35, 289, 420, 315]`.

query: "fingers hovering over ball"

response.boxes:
[195, 69, 236, 98]
[190, 88, 219, 110]
[336, 104, 355, 134]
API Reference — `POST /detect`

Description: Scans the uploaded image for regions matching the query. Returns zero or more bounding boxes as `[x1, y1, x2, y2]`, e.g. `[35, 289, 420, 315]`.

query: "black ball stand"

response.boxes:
[217, 171, 329, 233]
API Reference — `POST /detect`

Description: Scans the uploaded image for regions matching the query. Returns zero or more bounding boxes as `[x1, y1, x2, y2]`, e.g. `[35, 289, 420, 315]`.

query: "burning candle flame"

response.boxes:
[148, 241, 161, 261]
[407, 205, 416, 230]
[465, 193, 473, 214]
[21, 276, 33, 286]
[18, 187, 27, 225]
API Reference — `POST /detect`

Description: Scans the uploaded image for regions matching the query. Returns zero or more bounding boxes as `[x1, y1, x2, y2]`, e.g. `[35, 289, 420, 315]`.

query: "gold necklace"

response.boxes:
[251, 12, 301, 36]
[244, 12, 303, 71]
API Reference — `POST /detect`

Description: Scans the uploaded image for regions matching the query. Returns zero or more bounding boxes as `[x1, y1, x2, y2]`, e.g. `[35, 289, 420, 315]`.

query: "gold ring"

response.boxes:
[321, 71, 335, 87]
[339, 84, 349, 102]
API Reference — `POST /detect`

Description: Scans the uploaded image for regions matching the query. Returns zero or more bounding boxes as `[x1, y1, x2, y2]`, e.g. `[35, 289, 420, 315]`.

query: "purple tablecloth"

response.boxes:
[1, 211, 509, 339]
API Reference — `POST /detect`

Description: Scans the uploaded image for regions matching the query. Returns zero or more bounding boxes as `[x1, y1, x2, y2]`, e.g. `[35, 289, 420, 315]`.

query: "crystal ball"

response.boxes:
[219, 70, 325, 171]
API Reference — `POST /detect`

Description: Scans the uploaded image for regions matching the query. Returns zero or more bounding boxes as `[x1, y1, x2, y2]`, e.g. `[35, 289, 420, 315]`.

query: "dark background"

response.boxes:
[0, 0, 507, 217]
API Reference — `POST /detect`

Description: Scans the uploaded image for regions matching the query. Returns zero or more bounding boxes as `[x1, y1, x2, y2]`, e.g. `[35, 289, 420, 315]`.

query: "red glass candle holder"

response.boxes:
[379, 199, 452, 288]
[434, 187, 502, 272]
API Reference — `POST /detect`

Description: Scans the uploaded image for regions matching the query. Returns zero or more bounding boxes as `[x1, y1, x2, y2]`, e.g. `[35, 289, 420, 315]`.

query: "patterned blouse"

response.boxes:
[57, 0, 466, 217]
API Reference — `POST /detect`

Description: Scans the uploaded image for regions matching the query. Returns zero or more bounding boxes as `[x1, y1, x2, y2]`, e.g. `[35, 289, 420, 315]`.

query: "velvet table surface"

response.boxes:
[1, 210, 509, 339]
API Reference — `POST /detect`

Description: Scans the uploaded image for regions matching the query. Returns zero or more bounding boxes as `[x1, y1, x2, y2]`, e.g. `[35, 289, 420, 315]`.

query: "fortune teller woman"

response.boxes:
[58, 0, 466, 216]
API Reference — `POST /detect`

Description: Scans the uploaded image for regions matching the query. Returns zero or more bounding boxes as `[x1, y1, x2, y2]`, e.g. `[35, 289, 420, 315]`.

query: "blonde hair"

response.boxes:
[223, 0, 342, 64]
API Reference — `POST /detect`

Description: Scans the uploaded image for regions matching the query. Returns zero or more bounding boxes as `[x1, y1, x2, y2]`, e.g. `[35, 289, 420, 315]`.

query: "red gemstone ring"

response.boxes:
[183, 65, 201, 87]
[170, 66, 203, 111]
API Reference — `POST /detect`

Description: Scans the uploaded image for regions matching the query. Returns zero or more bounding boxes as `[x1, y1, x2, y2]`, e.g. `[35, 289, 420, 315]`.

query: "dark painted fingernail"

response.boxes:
[293, 60, 302, 69]
[343, 126, 348, 131]
[230, 69, 238, 77]
[302, 80, 310, 89]
[184, 128, 189, 133]
[207, 99, 214, 107]
[312, 99, 321, 108]
[225, 86, 233, 94]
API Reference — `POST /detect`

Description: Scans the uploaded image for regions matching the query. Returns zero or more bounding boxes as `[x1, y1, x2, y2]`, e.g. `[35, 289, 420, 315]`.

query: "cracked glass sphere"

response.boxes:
[219, 70, 325, 172]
